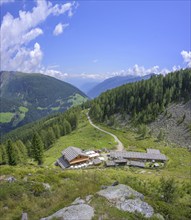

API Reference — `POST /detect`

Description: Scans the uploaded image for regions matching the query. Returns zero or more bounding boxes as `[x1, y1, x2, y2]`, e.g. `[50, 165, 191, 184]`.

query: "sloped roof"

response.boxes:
[147, 149, 161, 154]
[115, 158, 127, 163]
[106, 161, 116, 166]
[127, 160, 145, 168]
[93, 158, 102, 165]
[110, 151, 167, 161]
[61, 146, 88, 162]
[57, 156, 70, 169]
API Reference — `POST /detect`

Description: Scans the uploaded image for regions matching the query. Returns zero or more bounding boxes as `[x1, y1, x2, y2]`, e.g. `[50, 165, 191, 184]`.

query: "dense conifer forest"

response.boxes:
[89, 69, 191, 124]
[0, 107, 80, 165]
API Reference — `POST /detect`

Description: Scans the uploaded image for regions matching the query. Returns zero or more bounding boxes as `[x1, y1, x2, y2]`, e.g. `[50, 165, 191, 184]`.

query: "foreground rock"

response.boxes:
[97, 184, 154, 218]
[41, 200, 94, 220]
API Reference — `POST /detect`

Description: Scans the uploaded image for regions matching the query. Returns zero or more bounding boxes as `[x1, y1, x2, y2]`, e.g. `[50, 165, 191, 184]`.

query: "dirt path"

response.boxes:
[87, 113, 124, 151]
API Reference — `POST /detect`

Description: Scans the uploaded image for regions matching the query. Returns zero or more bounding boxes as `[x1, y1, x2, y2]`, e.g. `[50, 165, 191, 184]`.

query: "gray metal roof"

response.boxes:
[93, 158, 102, 165]
[61, 146, 88, 162]
[106, 161, 116, 166]
[57, 156, 70, 169]
[147, 149, 161, 154]
[127, 160, 145, 168]
[110, 150, 167, 161]
[115, 158, 127, 163]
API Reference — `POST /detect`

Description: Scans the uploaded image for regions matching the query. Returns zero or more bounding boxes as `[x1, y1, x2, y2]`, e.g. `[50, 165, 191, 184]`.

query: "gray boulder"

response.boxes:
[119, 198, 154, 218]
[98, 184, 144, 201]
[41, 204, 94, 220]
[97, 184, 154, 218]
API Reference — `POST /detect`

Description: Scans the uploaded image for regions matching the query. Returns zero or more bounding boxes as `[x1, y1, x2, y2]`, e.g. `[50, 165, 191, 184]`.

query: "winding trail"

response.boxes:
[87, 113, 124, 151]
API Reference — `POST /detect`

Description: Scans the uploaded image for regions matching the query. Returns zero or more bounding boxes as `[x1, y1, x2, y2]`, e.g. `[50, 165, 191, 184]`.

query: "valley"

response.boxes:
[0, 69, 191, 219]
[1, 1, 190, 219]
[0, 71, 88, 135]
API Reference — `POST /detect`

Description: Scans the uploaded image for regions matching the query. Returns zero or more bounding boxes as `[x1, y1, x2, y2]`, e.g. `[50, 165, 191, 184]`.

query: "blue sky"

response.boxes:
[0, 0, 190, 82]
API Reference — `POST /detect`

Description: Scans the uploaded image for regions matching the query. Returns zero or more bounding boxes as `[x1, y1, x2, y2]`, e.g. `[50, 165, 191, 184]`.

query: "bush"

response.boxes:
[30, 183, 46, 196]
[159, 177, 176, 203]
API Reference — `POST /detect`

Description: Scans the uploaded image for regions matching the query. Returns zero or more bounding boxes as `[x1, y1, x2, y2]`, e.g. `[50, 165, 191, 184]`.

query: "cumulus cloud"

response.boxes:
[53, 23, 69, 36]
[0, 0, 14, 5]
[0, 0, 77, 72]
[41, 64, 178, 82]
[181, 50, 191, 68]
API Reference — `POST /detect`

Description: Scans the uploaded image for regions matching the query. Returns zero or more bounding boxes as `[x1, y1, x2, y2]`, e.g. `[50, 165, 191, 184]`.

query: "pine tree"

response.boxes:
[64, 120, 72, 134]
[46, 127, 56, 146]
[32, 133, 44, 165]
[6, 140, 18, 165]
[53, 124, 61, 139]
[0, 145, 8, 165]
[15, 140, 28, 163]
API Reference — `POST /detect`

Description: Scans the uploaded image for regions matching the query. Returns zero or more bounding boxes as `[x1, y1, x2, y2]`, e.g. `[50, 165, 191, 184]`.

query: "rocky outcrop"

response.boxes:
[149, 101, 191, 147]
[97, 184, 154, 218]
[41, 199, 94, 220]
[41, 184, 155, 219]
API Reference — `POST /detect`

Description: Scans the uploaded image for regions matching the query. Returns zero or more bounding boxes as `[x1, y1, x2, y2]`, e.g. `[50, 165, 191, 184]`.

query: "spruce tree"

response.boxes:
[46, 127, 56, 146]
[32, 133, 44, 165]
[6, 140, 18, 165]
[64, 120, 72, 134]
[15, 140, 28, 163]
[0, 145, 8, 165]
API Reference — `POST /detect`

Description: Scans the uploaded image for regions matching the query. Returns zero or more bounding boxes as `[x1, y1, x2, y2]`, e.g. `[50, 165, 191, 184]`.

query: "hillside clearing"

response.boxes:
[0, 112, 14, 123]
[87, 112, 124, 151]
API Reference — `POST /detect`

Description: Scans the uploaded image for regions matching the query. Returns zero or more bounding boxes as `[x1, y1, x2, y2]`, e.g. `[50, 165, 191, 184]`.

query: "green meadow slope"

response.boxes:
[0, 110, 191, 220]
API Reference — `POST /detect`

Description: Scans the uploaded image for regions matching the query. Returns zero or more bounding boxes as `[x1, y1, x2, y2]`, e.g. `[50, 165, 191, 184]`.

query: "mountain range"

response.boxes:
[0, 71, 88, 134]
[87, 74, 154, 98]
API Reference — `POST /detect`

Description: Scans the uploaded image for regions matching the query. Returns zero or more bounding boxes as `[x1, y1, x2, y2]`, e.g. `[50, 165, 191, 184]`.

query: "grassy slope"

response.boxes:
[44, 111, 116, 165]
[0, 112, 14, 123]
[96, 124, 191, 180]
[0, 110, 191, 220]
[45, 110, 190, 180]
[68, 93, 88, 107]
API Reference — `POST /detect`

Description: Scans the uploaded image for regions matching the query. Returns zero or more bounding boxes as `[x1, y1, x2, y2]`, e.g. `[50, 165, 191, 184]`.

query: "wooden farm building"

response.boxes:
[57, 146, 89, 169]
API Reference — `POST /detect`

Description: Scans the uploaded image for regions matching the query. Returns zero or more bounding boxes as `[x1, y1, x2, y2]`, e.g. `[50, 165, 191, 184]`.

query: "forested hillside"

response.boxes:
[0, 71, 88, 134]
[89, 69, 191, 124]
[0, 106, 80, 165]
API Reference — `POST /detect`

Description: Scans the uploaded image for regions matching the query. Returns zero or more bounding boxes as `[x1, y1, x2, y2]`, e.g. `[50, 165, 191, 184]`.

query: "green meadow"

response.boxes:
[0, 112, 14, 123]
[0, 110, 191, 220]
[44, 111, 116, 166]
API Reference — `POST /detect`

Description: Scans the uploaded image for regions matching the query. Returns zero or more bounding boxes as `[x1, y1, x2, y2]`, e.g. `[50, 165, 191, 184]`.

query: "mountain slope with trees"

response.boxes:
[0, 71, 88, 134]
[89, 69, 191, 147]
[0, 106, 80, 165]
[87, 74, 153, 98]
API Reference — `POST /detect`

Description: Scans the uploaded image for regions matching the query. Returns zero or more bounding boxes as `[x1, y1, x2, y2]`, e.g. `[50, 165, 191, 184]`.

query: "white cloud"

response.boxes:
[181, 50, 191, 68]
[0, 0, 14, 5]
[4, 43, 43, 72]
[53, 23, 69, 36]
[22, 28, 43, 44]
[0, 0, 77, 72]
